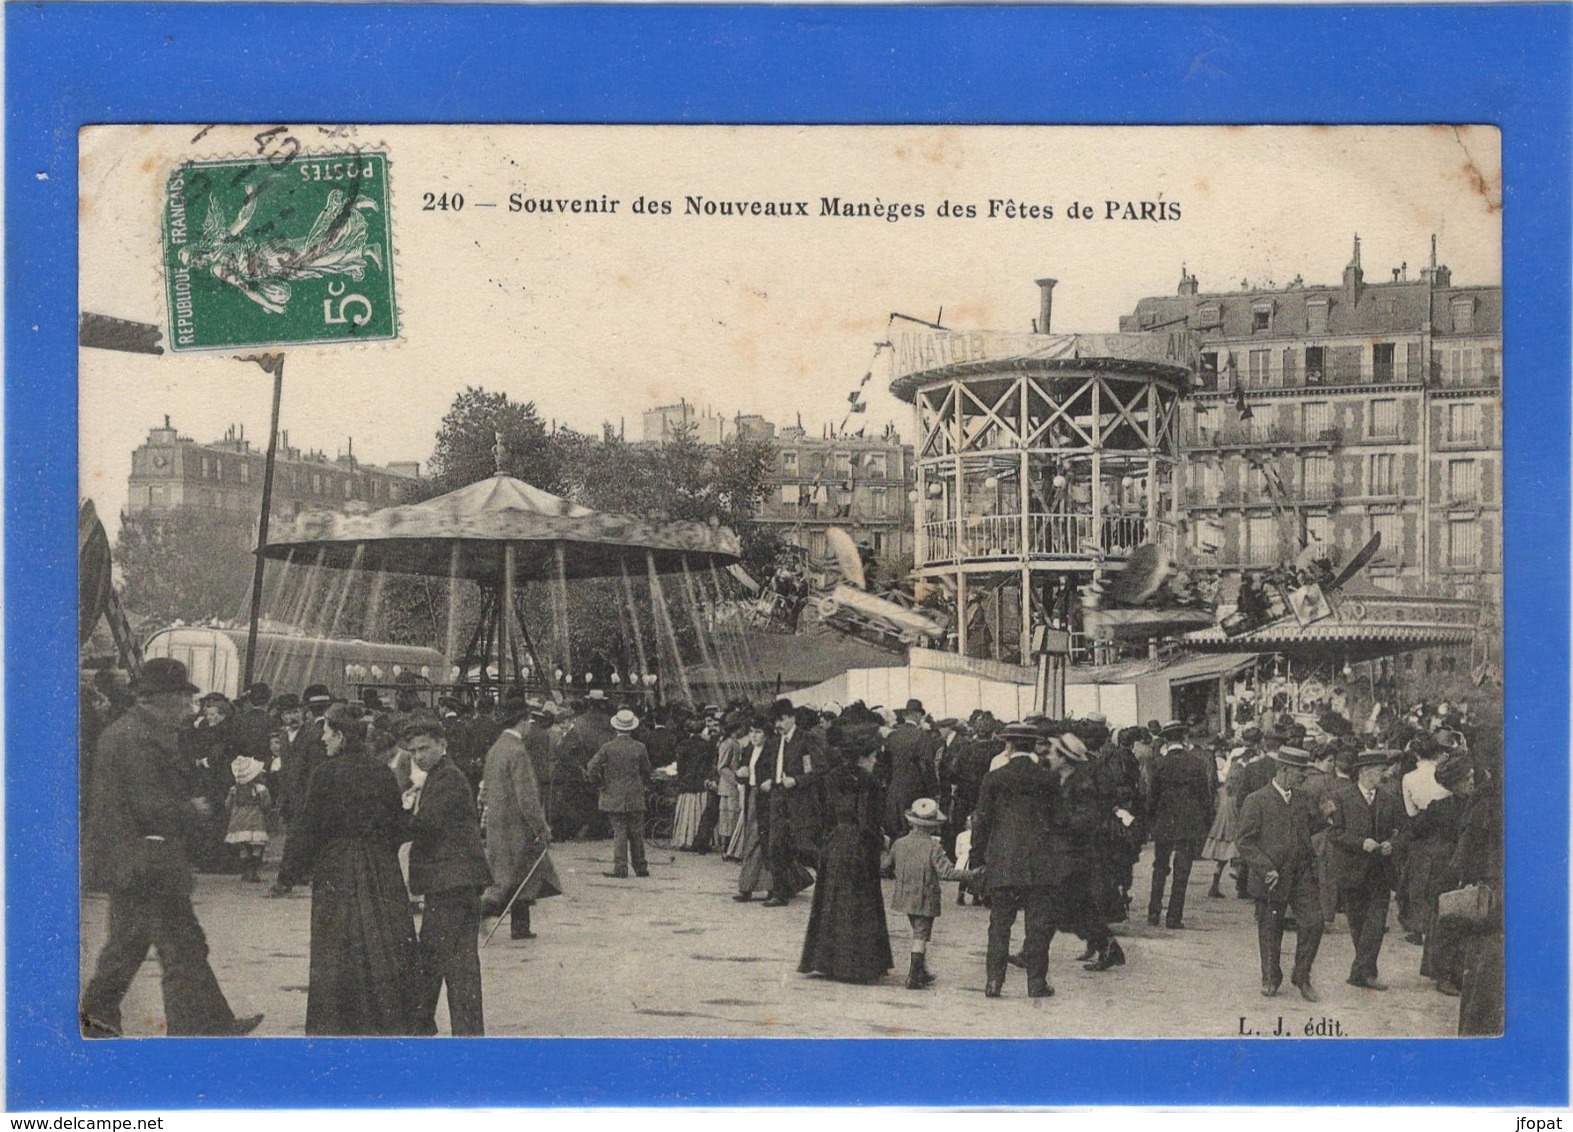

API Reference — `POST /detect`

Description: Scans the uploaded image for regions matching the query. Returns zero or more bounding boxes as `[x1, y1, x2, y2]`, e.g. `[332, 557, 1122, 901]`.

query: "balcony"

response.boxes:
[1434, 366, 1501, 391]
[1186, 424, 1343, 451]
[918, 512, 1176, 567]
[1184, 484, 1342, 509]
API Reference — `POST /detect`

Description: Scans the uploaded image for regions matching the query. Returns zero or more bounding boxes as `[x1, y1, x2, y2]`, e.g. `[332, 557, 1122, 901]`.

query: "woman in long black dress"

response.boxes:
[277, 704, 422, 1035]
[799, 725, 893, 983]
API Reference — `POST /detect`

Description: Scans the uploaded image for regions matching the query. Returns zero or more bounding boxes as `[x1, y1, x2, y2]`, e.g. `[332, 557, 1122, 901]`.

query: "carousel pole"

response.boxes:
[238, 353, 285, 692]
[501, 542, 517, 686]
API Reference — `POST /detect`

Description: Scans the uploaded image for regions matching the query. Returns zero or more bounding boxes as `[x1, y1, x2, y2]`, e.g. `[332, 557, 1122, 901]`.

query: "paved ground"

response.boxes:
[81, 839, 1460, 1039]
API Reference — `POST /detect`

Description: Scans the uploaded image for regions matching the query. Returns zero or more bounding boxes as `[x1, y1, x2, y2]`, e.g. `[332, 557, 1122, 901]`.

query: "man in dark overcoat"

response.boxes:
[81, 659, 262, 1038]
[1235, 745, 1324, 1000]
[932, 718, 966, 851]
[882, 699, 939, 837]
[400, 715, 493, 1036]
[1328, 749, 1407, 990]
[1145, 720, 1216, 929]
[971, 722, 1061, 998]
[270, 683, 334, 896]
[479, 698, 563, 940]
[756, 698, 828, 906]
[554, 692, 616, 839]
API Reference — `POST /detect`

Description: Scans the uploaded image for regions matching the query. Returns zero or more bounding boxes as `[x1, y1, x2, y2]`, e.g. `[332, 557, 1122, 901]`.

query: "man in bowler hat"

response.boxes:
[81, 659, 263, 1037]
[971, 721, 1060, 998]
[1235, 745, 1324, 1000]
[1328, 749, 1406, 990]
[1146, 720, 1216, 929]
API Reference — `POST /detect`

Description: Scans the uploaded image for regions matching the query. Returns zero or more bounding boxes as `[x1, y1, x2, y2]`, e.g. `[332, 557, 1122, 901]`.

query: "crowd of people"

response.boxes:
[79, 663, 1503, 1038]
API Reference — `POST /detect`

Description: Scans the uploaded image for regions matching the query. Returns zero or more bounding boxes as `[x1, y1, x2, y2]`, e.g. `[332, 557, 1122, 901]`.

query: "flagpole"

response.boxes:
[239, 353, 286, 691]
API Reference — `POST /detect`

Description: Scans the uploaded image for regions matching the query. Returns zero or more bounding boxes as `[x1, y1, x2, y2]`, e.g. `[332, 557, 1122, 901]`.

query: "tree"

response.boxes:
[426, 387, 569, 497]
[115, 508, 258, 626]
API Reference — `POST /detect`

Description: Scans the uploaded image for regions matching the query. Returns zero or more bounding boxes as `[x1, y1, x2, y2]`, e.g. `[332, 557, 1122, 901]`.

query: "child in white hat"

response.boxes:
[888, 798, 975, 989]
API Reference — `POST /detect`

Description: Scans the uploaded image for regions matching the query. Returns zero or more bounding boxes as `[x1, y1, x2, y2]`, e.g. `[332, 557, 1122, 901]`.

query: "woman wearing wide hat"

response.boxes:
[798, 723, 893, 983]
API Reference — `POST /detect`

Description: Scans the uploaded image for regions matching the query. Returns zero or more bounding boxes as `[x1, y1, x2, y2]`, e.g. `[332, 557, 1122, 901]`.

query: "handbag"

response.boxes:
[1437, 882, 1496, 929]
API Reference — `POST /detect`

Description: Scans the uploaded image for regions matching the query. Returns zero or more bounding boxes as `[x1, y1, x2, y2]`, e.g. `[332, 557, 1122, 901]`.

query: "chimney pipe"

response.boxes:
[1035, 278, 1058, 334]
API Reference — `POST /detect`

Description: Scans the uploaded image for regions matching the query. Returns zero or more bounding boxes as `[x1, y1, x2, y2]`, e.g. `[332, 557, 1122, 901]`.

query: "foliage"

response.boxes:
[425, 386, 568, 498]
[115, 508, 258, 626]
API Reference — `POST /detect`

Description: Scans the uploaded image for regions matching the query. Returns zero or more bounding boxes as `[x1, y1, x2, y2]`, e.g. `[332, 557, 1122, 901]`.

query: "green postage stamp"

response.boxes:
[162, 150, 397, 351]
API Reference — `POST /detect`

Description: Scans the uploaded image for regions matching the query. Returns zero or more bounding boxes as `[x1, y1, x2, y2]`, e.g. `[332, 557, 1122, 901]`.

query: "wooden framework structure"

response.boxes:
[893, 353, 1190, 665]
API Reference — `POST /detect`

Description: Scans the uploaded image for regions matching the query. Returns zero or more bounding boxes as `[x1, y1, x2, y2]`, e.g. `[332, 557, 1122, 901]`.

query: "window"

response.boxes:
[343, 479, 353, 499]
[1192, 405, 1215, 445]
[871, 487, 890, 516]
[1304, 346, 1325, 385]
[1369, 453, 1396, 496]
[1281, 348, 1299, 386]
[1301, 402, 1331, 437]
[201, 456, 213, 478]
[1304, 514, 1332, 551]
[1448, 403, 1480, 445]
[1197, 352, 1219, 391]
[1447, 517, 1481, 568]
[312, 473, 323, 495]
[1307, 298, 1330, 335]
[1252, 308, 1271, 332]
[1406, 342, 1425, 382]
[1481, 347, 1499, 383]
[1369, 399, 1399, 439]
[1446, 347, 1479, 386]
[834, 453, 853, 477]
[1372, 343, 1395, 382]
[1371, 513, 1402, 561]
[1451, 295, 1475, 333]
[1300, 455, 1332, 499]
[865, 453, 886, 479]
[1193, 461, 1219, 499]
[1447, 459, 1478, 501]
[1248, 349, 1273, 387]
[781, 450, 798, 475]
[1246, 514, 1279, 566]
[238, 462, 251, 484]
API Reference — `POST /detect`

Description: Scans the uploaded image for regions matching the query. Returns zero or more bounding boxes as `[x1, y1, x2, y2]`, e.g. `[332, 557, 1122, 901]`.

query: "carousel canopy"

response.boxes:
[1181, 578, 1479, 662]
[262, 472, 741, 583]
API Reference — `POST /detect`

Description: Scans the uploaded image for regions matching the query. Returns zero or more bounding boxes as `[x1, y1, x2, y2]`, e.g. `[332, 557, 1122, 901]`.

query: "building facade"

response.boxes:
[126, 418, 423, 521]
[642, 403, 916, 564]
[1119, 241, 1502, 611]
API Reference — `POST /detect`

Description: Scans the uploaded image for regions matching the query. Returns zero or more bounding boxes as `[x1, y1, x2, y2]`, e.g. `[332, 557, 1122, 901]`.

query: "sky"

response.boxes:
[79, 125, 1501, 537]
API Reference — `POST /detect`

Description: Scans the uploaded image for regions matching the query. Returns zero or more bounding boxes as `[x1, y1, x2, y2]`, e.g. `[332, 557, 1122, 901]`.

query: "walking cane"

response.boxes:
[482, 845, 550, 949]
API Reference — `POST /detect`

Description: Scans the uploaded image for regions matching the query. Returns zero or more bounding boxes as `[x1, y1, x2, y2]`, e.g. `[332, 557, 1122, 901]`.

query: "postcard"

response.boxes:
[75, 124, 1504, 1046]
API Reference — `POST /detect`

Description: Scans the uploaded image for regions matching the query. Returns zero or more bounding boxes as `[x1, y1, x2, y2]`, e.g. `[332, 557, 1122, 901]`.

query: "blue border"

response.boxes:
[8, 2, 1568, 1110]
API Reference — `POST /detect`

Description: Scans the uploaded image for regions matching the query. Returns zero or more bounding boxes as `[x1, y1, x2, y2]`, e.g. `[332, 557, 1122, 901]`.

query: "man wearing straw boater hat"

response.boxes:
[585, 708, 653, 878]
[81, 659, 264, 1037]
[1328, 747, 1406, 991]
[1235, 744, 1324, 1001]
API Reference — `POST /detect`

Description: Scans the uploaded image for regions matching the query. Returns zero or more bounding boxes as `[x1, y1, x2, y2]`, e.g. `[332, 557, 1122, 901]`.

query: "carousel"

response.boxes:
[260, 458, 749, 703]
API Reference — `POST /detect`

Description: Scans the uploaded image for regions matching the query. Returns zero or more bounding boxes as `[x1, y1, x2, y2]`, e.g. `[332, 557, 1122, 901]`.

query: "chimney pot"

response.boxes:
[1035, 278, 1058, 334]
